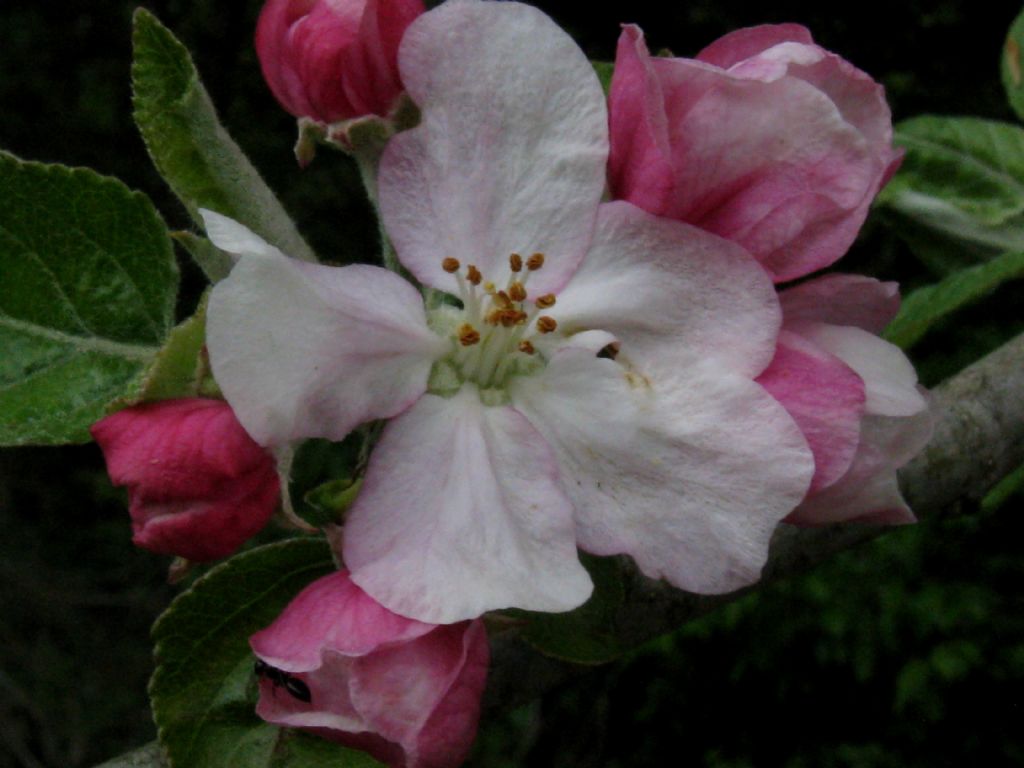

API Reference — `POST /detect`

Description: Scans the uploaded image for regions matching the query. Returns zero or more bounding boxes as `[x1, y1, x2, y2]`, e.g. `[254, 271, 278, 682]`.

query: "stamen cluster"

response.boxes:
[440, 253, 559, 389]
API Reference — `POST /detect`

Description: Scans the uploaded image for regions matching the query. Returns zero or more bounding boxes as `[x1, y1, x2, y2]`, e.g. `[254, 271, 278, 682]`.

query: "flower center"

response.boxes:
[428, 253, 560, 399]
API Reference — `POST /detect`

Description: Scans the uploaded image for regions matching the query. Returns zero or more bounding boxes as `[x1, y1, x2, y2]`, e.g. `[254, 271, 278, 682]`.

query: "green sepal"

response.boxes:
[123, 294, 210, 406]
[172, 231, 234, 283]
[303, 478, 363, 527]
[150, 539, 383, 768]
[0, 151, 177, 445]
[131, 9, 316, 264]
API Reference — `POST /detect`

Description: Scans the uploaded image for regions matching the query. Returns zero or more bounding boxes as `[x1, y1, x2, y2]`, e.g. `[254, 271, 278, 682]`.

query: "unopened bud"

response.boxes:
[256, 0, 425, 125]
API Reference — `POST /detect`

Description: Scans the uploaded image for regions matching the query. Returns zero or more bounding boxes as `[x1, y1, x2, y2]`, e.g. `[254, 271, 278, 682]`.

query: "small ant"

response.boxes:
[253, 659, 312, 703]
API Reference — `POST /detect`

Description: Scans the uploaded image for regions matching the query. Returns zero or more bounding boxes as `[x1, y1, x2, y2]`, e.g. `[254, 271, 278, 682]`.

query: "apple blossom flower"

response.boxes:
[250, 570, 488, 768]
[91, 398, 280, 561]
[758, 274, 932, 525]
[205, 0, 814, 623]
[255, 0, 424, 124]
[608, 23, 902, 283]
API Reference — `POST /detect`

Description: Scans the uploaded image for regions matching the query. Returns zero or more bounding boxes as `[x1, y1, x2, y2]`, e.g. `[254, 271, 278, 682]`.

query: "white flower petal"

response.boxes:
[554, 201, 781, 378]
[345, 386, 593, 624]
[199, 208, 284, 260]
[378, 0, 609, 295]
[207, 253, 446, 447]
[510, 349, 814, 595]
[795, 323, 927, 417]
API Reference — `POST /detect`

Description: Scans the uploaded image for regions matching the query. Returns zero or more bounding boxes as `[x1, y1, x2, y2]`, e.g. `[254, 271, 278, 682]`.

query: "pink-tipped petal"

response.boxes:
[379, 0, 608, 295]
[757, 330, 866, 493]
[250, 571, 435, 671]
[779, 273, 901, 333]
[345, 386, 593, 624]
[555, 201, 781, 379]
[352, 621, 488, 768]
[205, 218, 446, 447]
[795, 323, 926, 417]
[510, 349, 814, 595]
[695, 24, 814, 68]
[788, 406, 934, 525]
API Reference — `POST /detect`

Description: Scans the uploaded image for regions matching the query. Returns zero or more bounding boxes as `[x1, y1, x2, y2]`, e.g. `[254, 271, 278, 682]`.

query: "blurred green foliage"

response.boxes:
[1, 1, 1023, 767]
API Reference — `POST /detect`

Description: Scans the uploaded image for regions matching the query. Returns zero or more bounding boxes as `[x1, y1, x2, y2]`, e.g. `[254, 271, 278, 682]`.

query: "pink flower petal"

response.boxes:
[779, 273, 901, 334]
[788, 406, 934, 525]
[609, 25, 895, 282]
[345, 386, 593, 624]
[756, 330, 866, 493]
[205, 217, 446, 447]
[509, 348, 814, 595]
[352, 621, 488, 768]
[250, 571, 435, 672]
[378, 0, 608, 295]
[695, 24, 814, 68]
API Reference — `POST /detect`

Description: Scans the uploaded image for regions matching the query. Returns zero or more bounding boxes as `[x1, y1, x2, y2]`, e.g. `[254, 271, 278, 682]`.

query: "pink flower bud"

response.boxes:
[255, 0, 425, 124]
[609, 24, 902, 283]
[250, 570, 489, 768]
[756, 275, 933, 525]
[91, 398, 280, 562]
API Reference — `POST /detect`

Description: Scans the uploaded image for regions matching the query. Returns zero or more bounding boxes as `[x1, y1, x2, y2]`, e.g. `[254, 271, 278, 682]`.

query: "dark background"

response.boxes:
[1, 1, 1023, 766]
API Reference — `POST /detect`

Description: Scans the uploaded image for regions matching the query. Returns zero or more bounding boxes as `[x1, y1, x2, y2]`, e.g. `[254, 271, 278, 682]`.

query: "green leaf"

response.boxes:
[150, 539, 383, 768]
[1002, 7, 1024, 122]
[0, 152, 177, 445]
[877, 116, 1024, 270]
[520, 554, 626, 665]
[131, 9, 316, 264]
[884, 250, 1024, 349]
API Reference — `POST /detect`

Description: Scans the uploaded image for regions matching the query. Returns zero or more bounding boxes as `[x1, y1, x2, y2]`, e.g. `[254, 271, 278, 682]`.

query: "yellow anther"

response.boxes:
[509, 253, 523, 272]
[518, 340, 536, 355]
[442, 257, 460, 273]
[536, 316, 558, 334]
[466, 264, 482, 285]
[494, 291, 513, 310]
[508, 282, 527, 302]
[458, 324, 481, 346]
[535, 293, 556, 309]
[483, 281, 496, 295]
[527, 252, 545, 271]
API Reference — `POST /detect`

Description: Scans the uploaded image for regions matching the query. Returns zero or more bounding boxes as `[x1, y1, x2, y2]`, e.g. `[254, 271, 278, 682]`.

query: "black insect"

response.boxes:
[254, 658, 312, 703]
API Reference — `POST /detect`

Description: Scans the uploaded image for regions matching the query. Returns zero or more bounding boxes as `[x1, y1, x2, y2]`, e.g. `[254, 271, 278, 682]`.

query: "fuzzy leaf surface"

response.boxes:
[132, 9, 316, 263]
[878, 117, 1024, 271]
[0, 152, 177, 445]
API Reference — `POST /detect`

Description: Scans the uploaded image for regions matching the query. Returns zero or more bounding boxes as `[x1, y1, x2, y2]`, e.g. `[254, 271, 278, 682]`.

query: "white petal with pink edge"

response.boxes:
[344, 385, 593, 624]
[378, 0, 608, 296]
[205, 218, 446, 447]
[509, 348, 814, 595]
[554, 201, 781, 378]
[794, 323, 927, 417]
